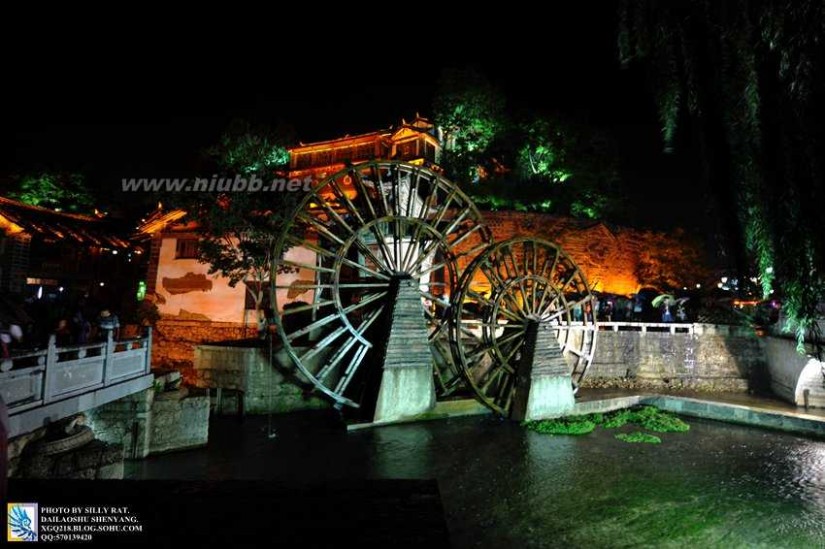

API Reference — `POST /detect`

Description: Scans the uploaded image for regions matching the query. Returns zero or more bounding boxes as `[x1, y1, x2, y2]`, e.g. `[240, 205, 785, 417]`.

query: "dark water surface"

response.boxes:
[126, 414, 825, 548]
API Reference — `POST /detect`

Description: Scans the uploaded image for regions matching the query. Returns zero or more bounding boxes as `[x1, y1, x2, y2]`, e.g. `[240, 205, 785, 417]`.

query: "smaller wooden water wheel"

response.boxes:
[449, 237, 598, 415]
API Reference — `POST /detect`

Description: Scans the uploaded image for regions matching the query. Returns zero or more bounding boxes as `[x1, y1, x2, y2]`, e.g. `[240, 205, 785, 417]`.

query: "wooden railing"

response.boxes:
[0, 328, 152, 419]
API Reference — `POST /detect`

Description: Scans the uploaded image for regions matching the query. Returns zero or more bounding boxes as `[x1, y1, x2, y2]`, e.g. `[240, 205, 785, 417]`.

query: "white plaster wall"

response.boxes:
[273, 246, 318, 312]
[154, 238, 319, 322]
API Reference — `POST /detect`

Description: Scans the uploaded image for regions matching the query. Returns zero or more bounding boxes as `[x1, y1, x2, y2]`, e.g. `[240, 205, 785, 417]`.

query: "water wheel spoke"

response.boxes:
[452, 240, 493, 265]
[466, 291, 522, 323]
[534, 283, 557, 317]
[296, 212, 348, 247]
[499, 373, 516, 411]
[280, 300, 336, 316]
[447, 223, 486, 251]
[299, 202, 387, 265]
[400, 226, 425, 273]
[499, 339, 524, 367]
[337, 256, 392, 281]
[439, 205, 474, 242]
[479, 366, 508, 394]
[312, 195, 359, 241]
[492, 327, 527, 349]
[405, 234, 445, 274]
[316, 306, 384, 383]
[327, 175, 367, 227]
[340, 290, 389, 316]
[284, 311, 342, 342]
[276, 259, 336, 274]
[351, 173, 400, 268]
[428, 187, 460, 230]
[334, 344, 371, 395]
[543, 294, 591, 321]
[465, 343, 494, 362]
[370, 165, 393, 219]
[300, 325, 350, 362]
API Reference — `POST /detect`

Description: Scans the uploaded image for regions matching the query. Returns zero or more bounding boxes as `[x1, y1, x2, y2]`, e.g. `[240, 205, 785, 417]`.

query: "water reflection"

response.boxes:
[128, 415, 825, 547]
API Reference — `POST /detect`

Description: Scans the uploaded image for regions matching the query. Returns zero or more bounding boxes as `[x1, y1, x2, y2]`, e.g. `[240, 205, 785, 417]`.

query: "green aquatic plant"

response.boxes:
[616, 432, 662, 444]
[632, 406, 690, 433]
[602, 409, 633, 429]
[524, 406, 690, 441]
[524, 415, 597, 436]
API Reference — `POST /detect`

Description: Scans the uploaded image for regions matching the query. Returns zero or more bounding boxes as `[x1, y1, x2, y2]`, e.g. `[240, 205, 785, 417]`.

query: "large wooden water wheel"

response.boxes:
[272, 161, 492, 409]
[449, 237, 598, 415]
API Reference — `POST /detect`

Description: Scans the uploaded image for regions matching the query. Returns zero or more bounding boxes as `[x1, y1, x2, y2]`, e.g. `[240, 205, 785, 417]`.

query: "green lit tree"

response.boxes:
[618, 0, 825, 349]
[518, 116, 622, 220]
[517, 118, 573, 184]
[9, 172, 95, 213]
[433, 67, 506, 183]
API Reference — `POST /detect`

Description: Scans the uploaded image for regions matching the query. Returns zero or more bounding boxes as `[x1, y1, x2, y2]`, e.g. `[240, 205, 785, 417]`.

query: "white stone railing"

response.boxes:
[597, 322, 759, 336]
[0, 329, 153, 425]
[597, 322, 695, 334]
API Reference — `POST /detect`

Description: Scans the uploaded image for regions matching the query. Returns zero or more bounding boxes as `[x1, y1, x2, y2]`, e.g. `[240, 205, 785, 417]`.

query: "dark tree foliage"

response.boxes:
[618, 0, 825, 349]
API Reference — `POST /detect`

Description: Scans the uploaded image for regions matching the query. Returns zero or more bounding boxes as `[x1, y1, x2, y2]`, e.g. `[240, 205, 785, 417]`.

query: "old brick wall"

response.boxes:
[152, 319, 257, 384]
[485, 213, 640, 295]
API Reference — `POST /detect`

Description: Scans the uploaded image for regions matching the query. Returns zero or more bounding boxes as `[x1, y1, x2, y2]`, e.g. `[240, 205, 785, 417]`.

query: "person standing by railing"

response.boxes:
[0, 324, 23, 358]
[96, 310, 120, 341]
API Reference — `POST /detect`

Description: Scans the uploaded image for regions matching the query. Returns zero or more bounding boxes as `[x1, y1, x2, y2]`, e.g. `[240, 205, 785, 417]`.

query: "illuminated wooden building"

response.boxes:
[0, 196, 140, 300]
[289, 115, 441, 180]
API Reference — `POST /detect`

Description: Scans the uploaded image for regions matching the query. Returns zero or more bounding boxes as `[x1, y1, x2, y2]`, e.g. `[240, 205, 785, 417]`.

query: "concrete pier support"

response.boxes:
[373, 277, 436, 423]
[510, 321, 575, 421]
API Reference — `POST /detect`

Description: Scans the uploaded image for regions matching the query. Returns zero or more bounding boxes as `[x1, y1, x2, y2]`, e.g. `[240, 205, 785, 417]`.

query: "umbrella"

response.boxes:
[651, 294, 676, 308]
[676, 297, 690, 306]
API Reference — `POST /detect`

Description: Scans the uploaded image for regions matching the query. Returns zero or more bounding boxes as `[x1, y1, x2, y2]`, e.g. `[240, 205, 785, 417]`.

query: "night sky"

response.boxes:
[2, 4, 700, 229]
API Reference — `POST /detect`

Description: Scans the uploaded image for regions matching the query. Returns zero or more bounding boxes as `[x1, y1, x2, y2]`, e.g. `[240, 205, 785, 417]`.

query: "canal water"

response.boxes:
[126, 413, 825, 547]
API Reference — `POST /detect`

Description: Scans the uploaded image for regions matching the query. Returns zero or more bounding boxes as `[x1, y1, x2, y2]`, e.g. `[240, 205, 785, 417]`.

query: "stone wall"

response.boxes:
[87, 387, 209, 458]
[7, 427, 46, 478]
[9, 421, 123, 480]
[149, 388, 210, 454]
[86, 389, 153, 459]
[582, 325, 765, 392]
[15, 440, 123, 480]
[194, 345, 329, 414]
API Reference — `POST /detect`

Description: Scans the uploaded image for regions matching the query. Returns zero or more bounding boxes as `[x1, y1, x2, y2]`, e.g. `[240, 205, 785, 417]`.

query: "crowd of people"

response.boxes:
[0, 295, 122, 359]
[585, 292, 691, 323]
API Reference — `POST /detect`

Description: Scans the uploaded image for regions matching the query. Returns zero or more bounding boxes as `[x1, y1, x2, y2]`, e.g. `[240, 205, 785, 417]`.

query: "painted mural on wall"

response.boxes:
[152, 236, 317, 323]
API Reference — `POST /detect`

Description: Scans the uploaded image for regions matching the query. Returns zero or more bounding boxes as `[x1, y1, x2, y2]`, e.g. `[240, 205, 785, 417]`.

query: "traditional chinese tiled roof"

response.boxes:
[0, 196, 132, 248]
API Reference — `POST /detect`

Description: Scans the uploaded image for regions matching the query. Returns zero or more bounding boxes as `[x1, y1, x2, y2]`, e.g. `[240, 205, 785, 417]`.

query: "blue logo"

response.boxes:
[7, 503, 38, 542]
